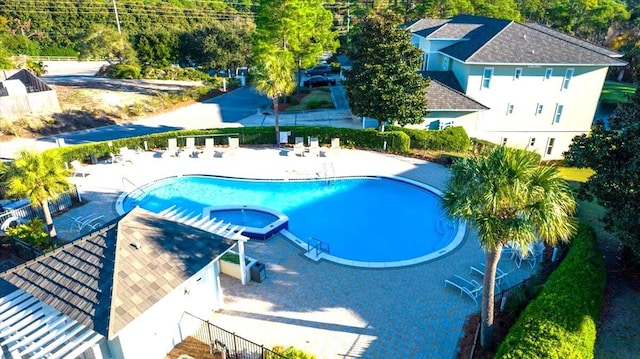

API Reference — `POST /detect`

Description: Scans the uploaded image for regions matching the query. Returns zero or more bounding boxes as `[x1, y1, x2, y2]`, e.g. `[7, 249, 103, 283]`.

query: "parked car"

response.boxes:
[303, 75, 336, 88]
[304, 64, 332, 76]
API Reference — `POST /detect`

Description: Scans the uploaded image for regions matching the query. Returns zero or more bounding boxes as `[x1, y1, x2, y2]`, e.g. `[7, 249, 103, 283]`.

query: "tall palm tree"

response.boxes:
[442, 146, 577, 349]
[253, 47, 296, 144]
[4, 150, 71, 241]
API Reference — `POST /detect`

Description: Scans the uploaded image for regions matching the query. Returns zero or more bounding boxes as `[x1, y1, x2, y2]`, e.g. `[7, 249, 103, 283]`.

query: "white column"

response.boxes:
[238, 240, 248, 285]
[212, 261, 224, 310]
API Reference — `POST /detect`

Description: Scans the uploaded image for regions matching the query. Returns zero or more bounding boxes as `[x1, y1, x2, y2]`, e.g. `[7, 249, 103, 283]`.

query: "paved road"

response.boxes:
[0, 85, 272, 159]
[0, 78, 352, 159]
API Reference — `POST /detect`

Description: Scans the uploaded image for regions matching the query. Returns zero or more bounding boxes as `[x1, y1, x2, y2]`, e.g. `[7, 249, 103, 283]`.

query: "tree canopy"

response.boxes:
[253, 0, 338, 72]
[344, 12, 429, 130]
[443, 146, 577, 348]
[77, 24, 137, 64]
[3, 150, 71, 241]
[565, 80, 640, 263]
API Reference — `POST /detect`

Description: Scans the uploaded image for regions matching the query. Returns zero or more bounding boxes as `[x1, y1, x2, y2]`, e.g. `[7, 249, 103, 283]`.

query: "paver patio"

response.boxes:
[54, 147, 535, 358]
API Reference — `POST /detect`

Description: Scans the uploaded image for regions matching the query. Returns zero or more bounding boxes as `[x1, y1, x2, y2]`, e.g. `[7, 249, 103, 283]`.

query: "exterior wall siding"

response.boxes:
[108, 262, 219, 359]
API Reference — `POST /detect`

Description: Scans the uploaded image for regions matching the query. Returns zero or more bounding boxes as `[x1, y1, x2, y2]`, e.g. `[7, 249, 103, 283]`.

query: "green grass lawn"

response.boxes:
[600, 81, 636, 104]
[558, 166, 617, 251]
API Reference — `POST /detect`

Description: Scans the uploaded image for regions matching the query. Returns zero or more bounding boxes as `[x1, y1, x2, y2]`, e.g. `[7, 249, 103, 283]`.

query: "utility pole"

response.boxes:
[112, 0, 121, 34]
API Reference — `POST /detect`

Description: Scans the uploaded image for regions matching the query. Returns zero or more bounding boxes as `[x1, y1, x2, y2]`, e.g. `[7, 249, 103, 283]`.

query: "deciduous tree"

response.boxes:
[565, 80, 640, 263]
[77, 24, 137, 64]
[344, 12, 428, 131]
[443, 146, 577, 349]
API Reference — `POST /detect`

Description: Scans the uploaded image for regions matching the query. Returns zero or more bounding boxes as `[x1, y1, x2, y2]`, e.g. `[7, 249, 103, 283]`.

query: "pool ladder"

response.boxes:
[321, 161, 335, 185]
[307, 237, 330, 257]
[122, 177, 146, 198]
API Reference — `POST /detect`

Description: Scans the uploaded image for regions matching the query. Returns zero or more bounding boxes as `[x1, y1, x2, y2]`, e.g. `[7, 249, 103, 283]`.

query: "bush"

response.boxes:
[44, 126, 411, 164]
[40, 46, 78, 57]
[5, 218, 53, 251]
[388, 126, 470, 152]
[106, 64, 142, 79]
[142, 66, 212, 81]
[271, 346, 316, 359]
[495, 224, 605, 359]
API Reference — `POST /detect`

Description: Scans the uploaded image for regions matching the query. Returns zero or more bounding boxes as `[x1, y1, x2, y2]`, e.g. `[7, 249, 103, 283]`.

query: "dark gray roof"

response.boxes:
[403, 18, 448, 33]
[421, 71, 489, 111]
[0, 207, 233, 339]
[410, 15, 625, 66]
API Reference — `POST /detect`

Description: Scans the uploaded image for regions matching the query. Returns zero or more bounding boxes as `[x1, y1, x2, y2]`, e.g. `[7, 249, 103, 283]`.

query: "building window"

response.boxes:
[501, 137, 508, 146]
[546, 138, 555, 155]
[562, 68, 574, 90]
[482, 67, 493, 89]
[514, 68, 522, 80]
[529, 137, 536, 147]
[545, 68, 553, 80]
[553, 104, 564, 124]
[536, 104, 544, 115]
[507, 104, 514, 115]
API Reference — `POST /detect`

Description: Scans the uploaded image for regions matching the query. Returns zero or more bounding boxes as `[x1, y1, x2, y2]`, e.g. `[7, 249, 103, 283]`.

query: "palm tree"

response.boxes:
[253, 47, 296, 144]
[442, 146, 577, 349]
[4, 150, 71, 241]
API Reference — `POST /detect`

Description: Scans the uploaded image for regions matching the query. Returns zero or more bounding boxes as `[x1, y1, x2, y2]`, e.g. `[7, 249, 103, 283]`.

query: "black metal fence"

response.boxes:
[181, 312, 286, 359]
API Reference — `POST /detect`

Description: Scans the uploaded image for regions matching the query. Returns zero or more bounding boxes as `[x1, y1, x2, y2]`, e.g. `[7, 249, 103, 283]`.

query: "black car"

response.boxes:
[303, 75, 336, 88]
[304, 64, 332, 76]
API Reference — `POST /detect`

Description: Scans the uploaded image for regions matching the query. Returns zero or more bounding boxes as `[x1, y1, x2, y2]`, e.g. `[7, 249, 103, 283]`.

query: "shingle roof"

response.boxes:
[403, 18, 448, 33]
[0, 207, 233, 339]
[421, 71, 489, 111]
[408, 15, 626, 66]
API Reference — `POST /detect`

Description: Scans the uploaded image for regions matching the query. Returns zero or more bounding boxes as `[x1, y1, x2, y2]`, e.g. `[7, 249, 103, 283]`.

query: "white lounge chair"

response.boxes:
[322, 137, 341, 157]
[293, 137, 304, 156]
[70, 160, 90, 177]
[181, 137, 197, 157]
[70, 214, 104, 233]
[306, 137, 320, 157]
[444, 275, 482, 306]
[470, 263, 509, 289]
[165, 138, 179, 157]
[203, 138, 215, 157]
[119, 147, 136, 163]
[222, 137, 239, 157]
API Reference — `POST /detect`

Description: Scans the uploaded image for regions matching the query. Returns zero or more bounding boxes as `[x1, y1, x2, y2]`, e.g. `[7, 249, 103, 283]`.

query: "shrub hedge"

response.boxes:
[387, 126, 470, 152]
[45, 126, 410, 163]
[495, 224, 605, 359]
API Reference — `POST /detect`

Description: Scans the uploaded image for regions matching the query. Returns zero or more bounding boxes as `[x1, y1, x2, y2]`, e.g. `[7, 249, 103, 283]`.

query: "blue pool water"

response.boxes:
[209, 209, 278, 228]
[122, 175, 459, 263]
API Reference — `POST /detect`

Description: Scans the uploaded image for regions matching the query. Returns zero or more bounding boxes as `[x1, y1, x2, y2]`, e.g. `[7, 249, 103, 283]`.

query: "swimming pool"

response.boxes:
[120, 175, 464, 267]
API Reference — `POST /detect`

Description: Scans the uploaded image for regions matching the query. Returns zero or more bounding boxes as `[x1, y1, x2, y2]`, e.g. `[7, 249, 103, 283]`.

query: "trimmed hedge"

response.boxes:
[495, 224, 605, 359]
[46, 126, 410, 163]
[387, 126, 470, 152]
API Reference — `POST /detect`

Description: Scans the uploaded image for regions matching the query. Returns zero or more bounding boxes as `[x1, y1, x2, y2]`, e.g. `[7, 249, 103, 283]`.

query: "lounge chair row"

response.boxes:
[164, 137, 239, 158]
[293, 137, 340, 157]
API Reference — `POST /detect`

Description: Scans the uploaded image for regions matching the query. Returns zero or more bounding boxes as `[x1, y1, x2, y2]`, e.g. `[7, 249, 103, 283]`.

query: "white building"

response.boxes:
[405, 15, 626, 160]
[0, 207, 235, 359]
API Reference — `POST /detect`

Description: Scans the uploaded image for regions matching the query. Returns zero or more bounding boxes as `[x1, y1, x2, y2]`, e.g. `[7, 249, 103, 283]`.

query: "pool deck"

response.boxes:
[57, 147, 536, 359]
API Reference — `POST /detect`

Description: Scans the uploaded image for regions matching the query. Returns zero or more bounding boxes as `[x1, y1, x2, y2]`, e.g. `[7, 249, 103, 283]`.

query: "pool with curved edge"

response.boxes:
[118, 175, 465, 267]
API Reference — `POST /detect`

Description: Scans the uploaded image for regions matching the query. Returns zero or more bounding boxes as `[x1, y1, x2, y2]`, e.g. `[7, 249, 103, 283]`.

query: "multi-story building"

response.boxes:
[405, 15, 625, 159]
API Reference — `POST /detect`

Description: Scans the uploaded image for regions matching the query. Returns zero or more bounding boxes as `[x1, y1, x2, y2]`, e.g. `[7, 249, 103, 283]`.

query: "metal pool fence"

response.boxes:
[181, 312, 286, 359]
